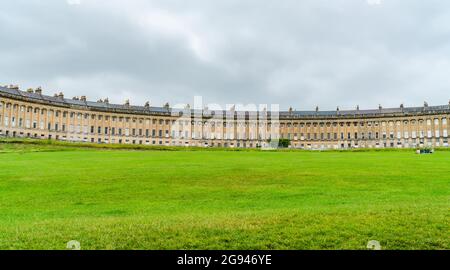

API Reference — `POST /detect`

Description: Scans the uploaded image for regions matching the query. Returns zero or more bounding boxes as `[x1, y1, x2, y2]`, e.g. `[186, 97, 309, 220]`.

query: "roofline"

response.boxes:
[1, 86, 449, 120]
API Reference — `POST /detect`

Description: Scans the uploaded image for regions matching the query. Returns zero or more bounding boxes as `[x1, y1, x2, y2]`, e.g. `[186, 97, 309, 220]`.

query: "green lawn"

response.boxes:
[0, 142, 448, 250]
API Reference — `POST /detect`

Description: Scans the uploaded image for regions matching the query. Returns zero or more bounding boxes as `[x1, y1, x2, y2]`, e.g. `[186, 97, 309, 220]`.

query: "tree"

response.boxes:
[278, 138, 291, 148]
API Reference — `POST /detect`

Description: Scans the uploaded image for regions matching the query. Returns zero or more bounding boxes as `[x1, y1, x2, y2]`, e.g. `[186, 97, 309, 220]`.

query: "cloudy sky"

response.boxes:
[1, 0, 450, 110]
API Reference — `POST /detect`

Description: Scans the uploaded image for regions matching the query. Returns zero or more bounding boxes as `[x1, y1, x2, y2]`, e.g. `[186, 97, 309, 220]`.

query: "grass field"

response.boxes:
[0, 141, 448, 250]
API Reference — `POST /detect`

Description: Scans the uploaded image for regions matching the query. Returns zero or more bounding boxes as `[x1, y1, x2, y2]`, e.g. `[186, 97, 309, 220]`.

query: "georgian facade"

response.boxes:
[1, 85, 449, 149]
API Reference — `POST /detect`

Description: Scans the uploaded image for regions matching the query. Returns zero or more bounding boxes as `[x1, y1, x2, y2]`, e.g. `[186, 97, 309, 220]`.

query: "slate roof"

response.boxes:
[1, 86, 449, 119]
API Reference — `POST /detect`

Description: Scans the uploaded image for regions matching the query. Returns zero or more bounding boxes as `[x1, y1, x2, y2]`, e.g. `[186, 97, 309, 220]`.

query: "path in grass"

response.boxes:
[0, 145, 448, 249]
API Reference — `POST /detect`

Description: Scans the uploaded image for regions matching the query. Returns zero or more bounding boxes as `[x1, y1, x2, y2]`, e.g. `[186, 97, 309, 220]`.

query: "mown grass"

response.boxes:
[0, 141, 448, 250]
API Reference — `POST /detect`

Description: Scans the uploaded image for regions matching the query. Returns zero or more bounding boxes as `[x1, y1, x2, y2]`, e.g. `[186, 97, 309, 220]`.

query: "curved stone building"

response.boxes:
[1, 85, 449, 149]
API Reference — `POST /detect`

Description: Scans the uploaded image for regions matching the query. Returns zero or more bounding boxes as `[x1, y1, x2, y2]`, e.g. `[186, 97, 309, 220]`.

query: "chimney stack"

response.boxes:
[80, 96, 87, 102]
[125, 99, 130, 107]
[35, 87, 42, 94]
[58, 92, 64, 99]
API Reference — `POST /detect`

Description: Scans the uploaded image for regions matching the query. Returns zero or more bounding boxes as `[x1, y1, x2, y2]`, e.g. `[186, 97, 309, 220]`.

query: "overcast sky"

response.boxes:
[1, 0, 450, 110]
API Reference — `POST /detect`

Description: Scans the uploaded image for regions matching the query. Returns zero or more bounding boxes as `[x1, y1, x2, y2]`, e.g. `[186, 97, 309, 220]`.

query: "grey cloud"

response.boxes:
[1, 0, 450, 110]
